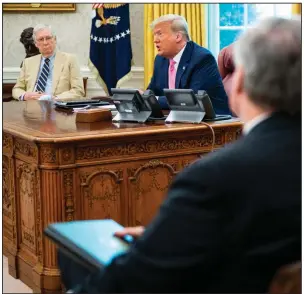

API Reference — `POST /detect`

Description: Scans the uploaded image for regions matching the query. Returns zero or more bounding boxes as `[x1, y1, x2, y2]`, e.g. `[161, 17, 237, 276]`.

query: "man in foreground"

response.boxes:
[147, 14, 230, 114]
[12, 24, 84, 101]
[59, 17, 301, 293]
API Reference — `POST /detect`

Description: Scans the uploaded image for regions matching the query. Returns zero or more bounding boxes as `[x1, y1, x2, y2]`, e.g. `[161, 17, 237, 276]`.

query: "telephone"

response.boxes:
[142, 90, 165, 119]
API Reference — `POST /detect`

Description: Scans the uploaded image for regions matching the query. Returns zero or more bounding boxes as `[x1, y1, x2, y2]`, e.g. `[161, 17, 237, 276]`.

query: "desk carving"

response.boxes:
[63, 171, 75, 221]
[3, 101, 242, 293]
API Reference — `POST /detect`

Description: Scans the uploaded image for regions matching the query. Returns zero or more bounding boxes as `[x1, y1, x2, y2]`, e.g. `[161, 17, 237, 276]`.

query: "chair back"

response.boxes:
[269, 262, 301, 294]
[217, 44, 235, 98]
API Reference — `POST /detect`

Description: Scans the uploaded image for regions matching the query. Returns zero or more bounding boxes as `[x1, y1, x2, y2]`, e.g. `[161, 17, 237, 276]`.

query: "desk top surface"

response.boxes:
[3, 101, 242, 143]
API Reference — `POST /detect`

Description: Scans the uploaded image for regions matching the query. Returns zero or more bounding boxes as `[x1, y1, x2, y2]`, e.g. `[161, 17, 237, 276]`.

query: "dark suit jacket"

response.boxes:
[60, 112, 301, 293]
[147, 41, 230, 114]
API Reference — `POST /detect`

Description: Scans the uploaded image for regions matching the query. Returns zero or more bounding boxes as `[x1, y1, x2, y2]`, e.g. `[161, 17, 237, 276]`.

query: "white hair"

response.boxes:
[33, 24, 56, 42]
[150, 14, 190, 41]
[233, 16, 301, 115]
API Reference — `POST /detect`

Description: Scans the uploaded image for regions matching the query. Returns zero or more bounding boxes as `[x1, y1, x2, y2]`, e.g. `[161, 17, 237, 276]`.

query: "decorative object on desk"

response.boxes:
[76, 108, 112, 123]
[3, 3, 76, 12]
[89, 4, 133, 95]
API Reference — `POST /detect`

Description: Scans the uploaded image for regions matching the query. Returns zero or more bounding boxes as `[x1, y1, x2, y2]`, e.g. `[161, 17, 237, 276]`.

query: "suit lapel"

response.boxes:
[52, 51, 64, 94]
[30, 55, 42, 91]
[175, 41, 193, 88]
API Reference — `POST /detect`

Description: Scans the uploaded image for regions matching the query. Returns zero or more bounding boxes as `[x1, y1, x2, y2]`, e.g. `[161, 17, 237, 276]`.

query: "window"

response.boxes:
[207, 4, 292, 59]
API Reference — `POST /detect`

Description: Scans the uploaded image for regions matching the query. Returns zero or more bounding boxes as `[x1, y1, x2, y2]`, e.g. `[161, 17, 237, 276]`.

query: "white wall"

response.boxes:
[3, 4, 144, 96]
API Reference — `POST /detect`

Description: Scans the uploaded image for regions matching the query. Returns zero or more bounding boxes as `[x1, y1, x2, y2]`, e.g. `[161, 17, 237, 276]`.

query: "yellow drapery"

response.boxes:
[292, 3, 301, 15]
[144, 4, 206, 88]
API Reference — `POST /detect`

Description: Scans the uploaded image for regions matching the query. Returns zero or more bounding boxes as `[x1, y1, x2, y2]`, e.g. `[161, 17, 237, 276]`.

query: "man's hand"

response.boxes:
[114, 226, 145, 239]
[24, 92, 45, 101]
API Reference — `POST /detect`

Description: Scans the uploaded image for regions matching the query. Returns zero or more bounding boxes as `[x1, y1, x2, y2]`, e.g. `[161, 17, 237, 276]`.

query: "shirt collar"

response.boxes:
[172, 43, 187, 65]
[243, 112, 272, 135]
[42, 52, 56, 62]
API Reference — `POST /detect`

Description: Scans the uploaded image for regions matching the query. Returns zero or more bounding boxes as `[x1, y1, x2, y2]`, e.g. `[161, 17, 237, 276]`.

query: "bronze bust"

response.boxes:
[20, 27, 40, 63]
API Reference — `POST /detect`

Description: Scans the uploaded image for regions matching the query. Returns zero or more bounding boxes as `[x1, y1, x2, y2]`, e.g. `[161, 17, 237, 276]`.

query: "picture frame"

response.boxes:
[3, 3, 76, 12]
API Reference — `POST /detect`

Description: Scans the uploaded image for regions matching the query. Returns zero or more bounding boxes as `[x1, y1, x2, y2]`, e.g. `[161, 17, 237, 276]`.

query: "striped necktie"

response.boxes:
[36, 58, 50, 92]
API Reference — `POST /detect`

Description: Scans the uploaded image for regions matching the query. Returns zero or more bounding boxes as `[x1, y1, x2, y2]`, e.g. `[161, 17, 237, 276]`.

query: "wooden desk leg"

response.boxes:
[3, 138, 19, 279]
[32, 169, 64, 293]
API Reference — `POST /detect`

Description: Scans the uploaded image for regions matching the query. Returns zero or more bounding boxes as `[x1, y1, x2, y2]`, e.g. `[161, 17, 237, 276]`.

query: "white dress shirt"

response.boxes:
[171, 43, 187, 71]
[242, 112, 271, 135]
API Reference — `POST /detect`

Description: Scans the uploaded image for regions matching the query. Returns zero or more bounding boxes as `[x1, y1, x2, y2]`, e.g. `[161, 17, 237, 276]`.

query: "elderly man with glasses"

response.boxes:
[13, 24, 84, 101]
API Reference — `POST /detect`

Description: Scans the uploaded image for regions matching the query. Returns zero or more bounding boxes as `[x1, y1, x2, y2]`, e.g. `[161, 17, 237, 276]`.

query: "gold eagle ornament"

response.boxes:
[93, 3, 126, 27]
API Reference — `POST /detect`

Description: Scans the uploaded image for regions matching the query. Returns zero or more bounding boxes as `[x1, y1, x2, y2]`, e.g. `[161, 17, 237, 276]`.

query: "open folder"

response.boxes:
[44, 219, 132, 271]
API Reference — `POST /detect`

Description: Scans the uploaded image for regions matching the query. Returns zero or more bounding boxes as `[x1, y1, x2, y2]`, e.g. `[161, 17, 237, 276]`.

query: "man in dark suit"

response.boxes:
[58, 17, 301, 293]
[147, 14, 230, 114]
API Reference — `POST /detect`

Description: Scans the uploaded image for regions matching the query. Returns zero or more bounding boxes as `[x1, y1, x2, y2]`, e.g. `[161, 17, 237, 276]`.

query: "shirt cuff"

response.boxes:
[19, 94, 25, 101]
[38, 94, 52, 101]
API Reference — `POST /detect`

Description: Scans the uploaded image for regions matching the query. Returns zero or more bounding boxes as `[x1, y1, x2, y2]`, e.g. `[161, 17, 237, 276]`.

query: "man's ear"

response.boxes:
[229, 66, 245, 116]
[176, 32, 183, 43]
[234, 66, 245, 95]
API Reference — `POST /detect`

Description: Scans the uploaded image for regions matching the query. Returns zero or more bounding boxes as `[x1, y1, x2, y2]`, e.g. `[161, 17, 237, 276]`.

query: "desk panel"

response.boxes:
[3, 101, 242, 293]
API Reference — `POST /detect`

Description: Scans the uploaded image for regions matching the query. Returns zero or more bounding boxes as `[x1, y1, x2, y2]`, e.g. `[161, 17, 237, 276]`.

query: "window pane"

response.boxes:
[220, 29, 242, 50]
[254, 4, 275, 19]
[275, 4, 292, 17]
[248, 4, 258, 25]
[219, 4, 244, 27]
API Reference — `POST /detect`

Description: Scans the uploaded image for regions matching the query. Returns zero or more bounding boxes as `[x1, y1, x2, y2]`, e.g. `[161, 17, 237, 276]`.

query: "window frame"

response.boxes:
[208, 4, 292, 60]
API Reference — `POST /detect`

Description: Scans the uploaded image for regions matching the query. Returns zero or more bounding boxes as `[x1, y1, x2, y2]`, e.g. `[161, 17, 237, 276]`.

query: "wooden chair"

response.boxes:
[269, 261, 301, 294]
[3, 83, 14, 102]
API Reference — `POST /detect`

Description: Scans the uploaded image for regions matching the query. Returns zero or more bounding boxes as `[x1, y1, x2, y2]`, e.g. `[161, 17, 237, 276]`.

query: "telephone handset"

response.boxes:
[142, 90, 165, 119]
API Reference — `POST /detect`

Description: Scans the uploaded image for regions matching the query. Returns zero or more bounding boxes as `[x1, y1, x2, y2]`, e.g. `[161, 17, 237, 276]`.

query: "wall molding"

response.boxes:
[3, 66, 145, 97]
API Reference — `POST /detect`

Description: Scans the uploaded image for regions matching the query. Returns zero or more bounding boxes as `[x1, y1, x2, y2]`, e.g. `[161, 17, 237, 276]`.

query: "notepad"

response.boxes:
[44, 219, 132, 270]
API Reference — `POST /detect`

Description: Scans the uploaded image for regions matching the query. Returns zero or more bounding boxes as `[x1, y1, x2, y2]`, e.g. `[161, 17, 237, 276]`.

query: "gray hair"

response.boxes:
[150, 14, 190, 41]
[33, 24, 56, 42]
[233, 16, 301, 115]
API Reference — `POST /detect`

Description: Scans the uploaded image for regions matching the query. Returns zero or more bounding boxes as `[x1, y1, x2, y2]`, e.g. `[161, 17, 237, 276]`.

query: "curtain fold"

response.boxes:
[143, 4, 206, 88]
[292, 3, 301, 15]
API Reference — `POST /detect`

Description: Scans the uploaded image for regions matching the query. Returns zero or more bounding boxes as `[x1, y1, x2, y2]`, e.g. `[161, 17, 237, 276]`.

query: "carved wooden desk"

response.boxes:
[3, 101, 242, 293]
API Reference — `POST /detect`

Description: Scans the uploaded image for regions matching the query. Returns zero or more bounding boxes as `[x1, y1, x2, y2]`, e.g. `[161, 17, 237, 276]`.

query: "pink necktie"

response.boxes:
[168, 59, 176, 89]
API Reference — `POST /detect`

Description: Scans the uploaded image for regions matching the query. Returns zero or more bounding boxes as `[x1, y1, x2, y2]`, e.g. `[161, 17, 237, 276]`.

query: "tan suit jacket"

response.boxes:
[12, 51, 85, 101]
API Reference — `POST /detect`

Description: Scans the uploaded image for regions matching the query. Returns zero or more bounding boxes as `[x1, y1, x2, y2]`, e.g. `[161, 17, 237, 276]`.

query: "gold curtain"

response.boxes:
[292, 3, 301, 15]
[144, 4, 206, 88]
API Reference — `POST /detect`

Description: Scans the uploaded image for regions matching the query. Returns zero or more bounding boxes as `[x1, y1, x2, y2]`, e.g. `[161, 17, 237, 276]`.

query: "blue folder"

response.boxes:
[44, 219, 132, 270]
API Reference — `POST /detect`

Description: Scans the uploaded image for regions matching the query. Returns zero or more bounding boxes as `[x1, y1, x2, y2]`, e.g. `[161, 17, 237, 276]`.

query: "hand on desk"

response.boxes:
[24, 91, 46, 100]
[114, 226, 145, 239]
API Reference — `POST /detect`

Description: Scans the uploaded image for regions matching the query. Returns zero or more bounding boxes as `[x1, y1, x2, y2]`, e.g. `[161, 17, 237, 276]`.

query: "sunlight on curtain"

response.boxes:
[292, 3, 301, 15]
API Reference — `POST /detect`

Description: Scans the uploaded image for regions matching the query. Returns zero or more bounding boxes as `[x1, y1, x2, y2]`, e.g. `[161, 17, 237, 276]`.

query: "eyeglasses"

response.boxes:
[36, 36, 53, 43]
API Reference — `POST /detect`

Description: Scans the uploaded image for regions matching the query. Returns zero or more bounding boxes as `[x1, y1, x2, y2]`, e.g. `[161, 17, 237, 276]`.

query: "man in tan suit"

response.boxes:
[13, 24, 85, 101]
